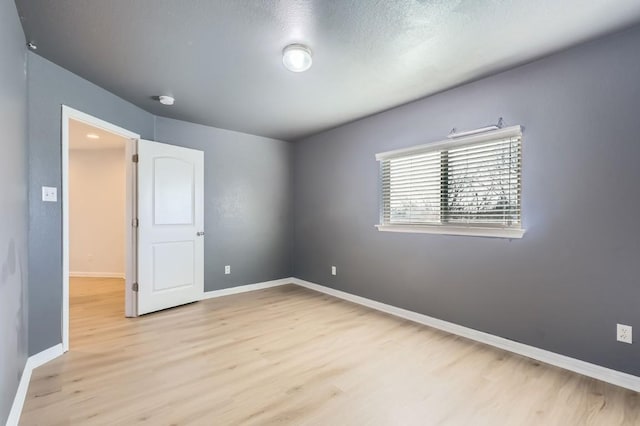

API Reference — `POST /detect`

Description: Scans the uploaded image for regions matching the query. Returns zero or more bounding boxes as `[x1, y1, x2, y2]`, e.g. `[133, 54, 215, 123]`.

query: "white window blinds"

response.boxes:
[377, 125, 523, 238]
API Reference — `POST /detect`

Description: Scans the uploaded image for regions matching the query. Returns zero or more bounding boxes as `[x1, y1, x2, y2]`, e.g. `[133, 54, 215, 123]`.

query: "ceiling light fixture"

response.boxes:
[86, 133, 100, 139]
[282, 44, 312, 73]
[158, 95, 175, 106]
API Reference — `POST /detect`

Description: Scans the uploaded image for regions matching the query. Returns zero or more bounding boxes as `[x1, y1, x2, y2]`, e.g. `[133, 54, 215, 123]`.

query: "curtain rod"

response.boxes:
[448, 117, 504, 139]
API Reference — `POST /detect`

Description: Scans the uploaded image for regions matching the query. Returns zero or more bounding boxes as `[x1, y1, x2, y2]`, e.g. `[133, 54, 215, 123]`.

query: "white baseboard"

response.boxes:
[8, 277, 638, 426]
[201, 277, 295, 300]
[6, 344, 64, 426]
[289, 278, 640, 393]
[70, 271, 125, 279]
[200, 276, 640, 391]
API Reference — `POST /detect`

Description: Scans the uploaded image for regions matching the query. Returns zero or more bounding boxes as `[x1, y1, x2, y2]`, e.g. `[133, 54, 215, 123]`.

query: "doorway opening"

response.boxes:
[62, 106, 206, 351]
[62, 106, 139, 352]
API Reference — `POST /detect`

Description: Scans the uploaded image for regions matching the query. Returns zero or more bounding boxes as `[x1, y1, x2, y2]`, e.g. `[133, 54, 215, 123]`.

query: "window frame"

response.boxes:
[375, 125, 525, 239]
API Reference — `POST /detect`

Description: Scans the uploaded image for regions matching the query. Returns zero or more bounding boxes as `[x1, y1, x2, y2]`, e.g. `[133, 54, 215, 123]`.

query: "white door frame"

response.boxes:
[61, 105, 140, 352]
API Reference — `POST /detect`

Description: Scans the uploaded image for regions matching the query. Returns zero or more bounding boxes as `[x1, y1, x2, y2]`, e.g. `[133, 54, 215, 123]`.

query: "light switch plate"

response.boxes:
[42, 186, 57, 202]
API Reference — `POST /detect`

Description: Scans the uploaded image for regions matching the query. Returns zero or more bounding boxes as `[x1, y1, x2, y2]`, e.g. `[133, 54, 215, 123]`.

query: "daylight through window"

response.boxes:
[376, 126, 524, 238]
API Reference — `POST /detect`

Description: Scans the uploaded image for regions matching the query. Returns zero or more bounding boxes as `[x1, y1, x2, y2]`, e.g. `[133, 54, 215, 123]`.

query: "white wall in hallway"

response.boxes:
[69, 146, 126, 277]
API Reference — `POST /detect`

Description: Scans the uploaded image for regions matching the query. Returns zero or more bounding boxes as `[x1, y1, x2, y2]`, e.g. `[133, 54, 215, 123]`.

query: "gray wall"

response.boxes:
[293, 25, 640, 376]
[23, 15, 640, 380]
[27, 53, 155, 354]
[27, 55, 293, 354]
[155, 117, 293, 291]
[0, 0, 29, 422]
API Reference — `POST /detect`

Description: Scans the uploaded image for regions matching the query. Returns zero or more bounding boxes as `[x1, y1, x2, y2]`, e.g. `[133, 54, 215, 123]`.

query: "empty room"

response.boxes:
[2, 0, 640, 425]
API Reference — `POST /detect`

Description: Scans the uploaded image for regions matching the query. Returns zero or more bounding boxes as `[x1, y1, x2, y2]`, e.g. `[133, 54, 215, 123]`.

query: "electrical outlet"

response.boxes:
[331, 266, 337, 276]
[617, 324, 632, 344]
[224, 265, 231, 275]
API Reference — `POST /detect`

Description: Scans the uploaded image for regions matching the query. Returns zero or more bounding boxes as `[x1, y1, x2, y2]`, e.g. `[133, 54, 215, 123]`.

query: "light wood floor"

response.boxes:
[21, 278, 639, 425]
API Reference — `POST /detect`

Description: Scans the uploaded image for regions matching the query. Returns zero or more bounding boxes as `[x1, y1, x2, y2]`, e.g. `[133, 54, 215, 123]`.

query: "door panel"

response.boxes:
[152, 241, 195, 291]
[138, 139, 204, 315]
[153, 157, 195, 225]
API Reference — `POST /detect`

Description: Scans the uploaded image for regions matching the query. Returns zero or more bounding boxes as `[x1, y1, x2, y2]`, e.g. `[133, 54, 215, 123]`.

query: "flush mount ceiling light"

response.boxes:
[158, 95, 175, 106]
[86, 133, 100, 139]
[282, 44, 312, 73]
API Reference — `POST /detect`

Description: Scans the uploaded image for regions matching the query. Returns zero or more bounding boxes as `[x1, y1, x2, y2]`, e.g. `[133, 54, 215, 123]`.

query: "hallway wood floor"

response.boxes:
[21, 278, 640, 425]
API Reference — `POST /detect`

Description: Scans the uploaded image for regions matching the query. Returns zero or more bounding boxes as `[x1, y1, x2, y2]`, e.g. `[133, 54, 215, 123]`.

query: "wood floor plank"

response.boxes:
[20, 277, 640, 425]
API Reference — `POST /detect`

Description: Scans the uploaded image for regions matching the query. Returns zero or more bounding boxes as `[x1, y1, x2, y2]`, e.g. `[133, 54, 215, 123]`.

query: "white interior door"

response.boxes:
[137, 139, 204, 315]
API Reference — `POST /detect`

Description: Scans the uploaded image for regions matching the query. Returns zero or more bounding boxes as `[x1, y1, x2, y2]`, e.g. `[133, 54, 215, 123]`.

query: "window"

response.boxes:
[376, 125, 524, 238]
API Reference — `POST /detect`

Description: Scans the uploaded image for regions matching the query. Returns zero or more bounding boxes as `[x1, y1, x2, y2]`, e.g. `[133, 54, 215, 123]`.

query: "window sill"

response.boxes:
[375, 224, 525, 239]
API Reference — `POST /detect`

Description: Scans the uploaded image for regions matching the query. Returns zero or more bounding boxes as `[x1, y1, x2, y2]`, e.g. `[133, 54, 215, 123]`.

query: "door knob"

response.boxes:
[197, 231, 205, 236]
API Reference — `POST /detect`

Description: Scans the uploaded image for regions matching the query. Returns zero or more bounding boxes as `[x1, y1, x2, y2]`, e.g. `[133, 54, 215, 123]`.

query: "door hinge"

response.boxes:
[132, 154, 139, 163]
[132, 282, 139, 292]
[132, 218, 139, 228]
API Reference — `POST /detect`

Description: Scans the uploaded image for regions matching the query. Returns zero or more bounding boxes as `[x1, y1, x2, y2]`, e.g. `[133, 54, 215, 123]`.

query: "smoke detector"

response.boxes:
[158, 95, 175, 106]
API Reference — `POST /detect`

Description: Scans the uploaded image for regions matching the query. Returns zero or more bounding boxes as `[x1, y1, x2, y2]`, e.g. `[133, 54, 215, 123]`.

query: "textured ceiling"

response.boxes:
[16, 0, 640, 141]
